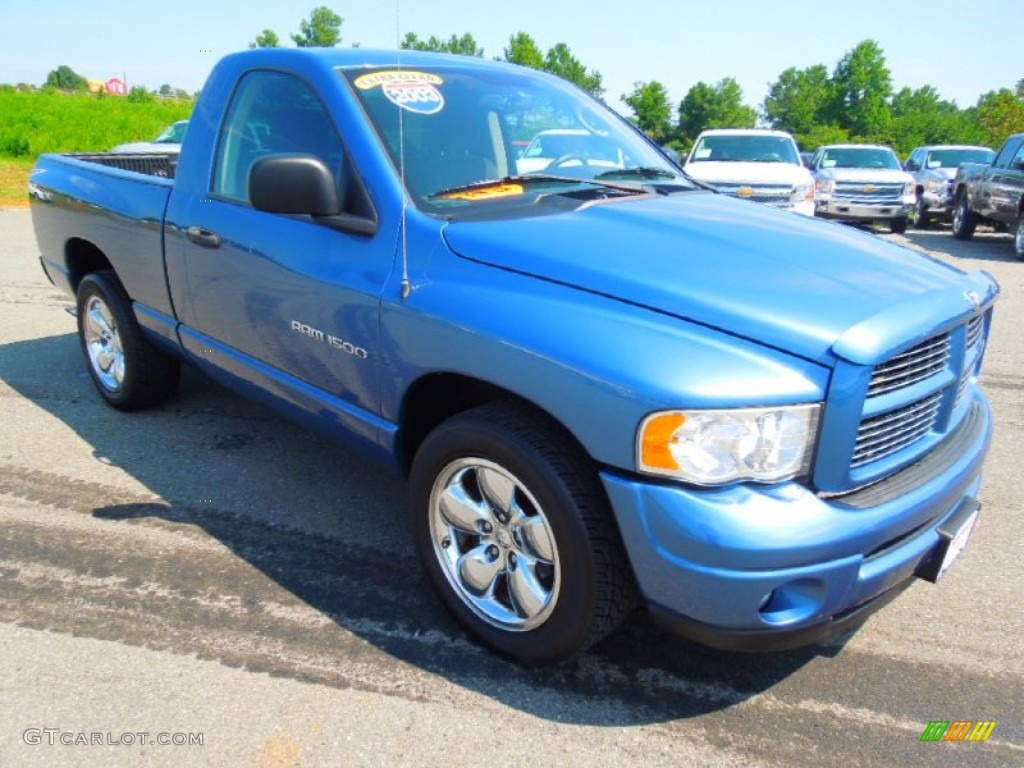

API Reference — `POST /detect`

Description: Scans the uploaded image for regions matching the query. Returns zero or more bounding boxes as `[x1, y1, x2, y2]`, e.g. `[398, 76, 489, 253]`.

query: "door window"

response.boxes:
[213, 71, 345, 203]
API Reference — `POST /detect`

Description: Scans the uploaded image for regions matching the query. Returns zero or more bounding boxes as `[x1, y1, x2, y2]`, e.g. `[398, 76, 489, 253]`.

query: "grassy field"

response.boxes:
[0, 89, 193, 208]
[0, 89, 193, 158]
[0, 158, 33, 208]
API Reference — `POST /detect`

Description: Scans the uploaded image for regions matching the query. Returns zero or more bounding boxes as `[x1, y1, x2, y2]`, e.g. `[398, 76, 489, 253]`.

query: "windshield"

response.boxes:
[925, 148, 995, 168]
[688, 134, 800, 165]
[820, 147, 900, 170]
[341, 65, 689, 209]
[155, 121, 188, 144]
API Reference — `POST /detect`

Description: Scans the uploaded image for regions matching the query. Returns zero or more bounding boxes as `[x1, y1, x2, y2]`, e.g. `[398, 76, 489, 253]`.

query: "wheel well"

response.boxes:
[397, 374, 583, 475]
[65, 238, 112, 291]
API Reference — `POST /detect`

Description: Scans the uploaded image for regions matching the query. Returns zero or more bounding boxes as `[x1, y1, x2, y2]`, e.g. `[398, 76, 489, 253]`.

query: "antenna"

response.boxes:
[396, 0, 412, 301]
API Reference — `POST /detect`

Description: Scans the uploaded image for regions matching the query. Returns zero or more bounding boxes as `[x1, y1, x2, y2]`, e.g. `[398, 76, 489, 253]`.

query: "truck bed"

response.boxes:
[64, 152, 178, 180]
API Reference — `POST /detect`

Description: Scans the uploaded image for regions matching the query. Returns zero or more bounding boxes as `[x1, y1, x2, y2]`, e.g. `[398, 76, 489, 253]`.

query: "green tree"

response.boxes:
[888, 85, 968, 155]
[45, 65, 87, 91]
[543, 43, 603, 98]
[975, 88, 1024, 148]
[291, 6, 342, 48]
[763, 64, 831, 137]
[503, 32, 545, 70]
[678, 78, 757, 143]
[249, 29, 280, 48]
[400, 32, 483, 56]
[828, 40, 892, 140]
[127, 85, 155, 103]
[623, 81, 673, 143]
[158, 84, 173, 98]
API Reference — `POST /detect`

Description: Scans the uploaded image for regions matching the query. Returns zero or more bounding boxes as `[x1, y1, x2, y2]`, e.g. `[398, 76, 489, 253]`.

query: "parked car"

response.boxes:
[28, 48, 998, 665]
[904, 144, 995, 228]
[683, 129, 815, 215]
[112, 119, 189, 154]
[951, 133, 1024, 260]
[808, 144, 914, 233]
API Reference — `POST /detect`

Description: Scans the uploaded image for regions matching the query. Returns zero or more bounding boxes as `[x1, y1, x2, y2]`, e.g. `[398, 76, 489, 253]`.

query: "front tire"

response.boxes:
[409, 401, 636, 665]
[951, 192, 977, 240]
[76, 271, 180, 410]
[911, 197, 929, 229]
[889, 217, 908, 234]
[1014, 212, 1024, 261]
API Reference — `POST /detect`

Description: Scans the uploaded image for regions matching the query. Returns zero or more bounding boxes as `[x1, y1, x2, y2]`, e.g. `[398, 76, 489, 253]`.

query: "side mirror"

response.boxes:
[250, 154, 340, 216]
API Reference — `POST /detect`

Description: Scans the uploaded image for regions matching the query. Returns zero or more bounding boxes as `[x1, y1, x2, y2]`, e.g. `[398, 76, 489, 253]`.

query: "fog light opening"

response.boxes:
[757, 579, 826, 627]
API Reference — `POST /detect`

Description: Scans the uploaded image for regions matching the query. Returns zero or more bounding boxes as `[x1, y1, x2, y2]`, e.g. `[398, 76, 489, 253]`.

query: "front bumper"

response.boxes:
[921, 189, 954, 217]
[602, 391, 991, 651]
[816, 199, 912, 222]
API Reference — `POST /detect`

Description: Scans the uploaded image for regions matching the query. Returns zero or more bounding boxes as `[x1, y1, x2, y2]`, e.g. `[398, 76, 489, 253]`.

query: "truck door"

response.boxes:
[989, 137, 1024, 223]
[167, 70, 389, 417]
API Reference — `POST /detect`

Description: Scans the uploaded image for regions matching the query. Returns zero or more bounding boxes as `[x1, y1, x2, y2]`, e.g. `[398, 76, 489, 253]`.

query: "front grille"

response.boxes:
[713, 183, 794, 206]
[833, 181, 904, 202]
[867, 333, 951, 397]
[852, 392, 942, 468]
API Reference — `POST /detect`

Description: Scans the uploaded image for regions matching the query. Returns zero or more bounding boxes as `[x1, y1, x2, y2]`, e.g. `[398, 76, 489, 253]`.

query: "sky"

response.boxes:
[1, 0, 1021, 117]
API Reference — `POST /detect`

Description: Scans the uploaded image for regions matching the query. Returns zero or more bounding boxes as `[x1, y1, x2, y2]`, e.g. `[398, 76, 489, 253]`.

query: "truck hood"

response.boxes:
[442, 192, 978, 364]
[816, 168, 912, 184]
[921, 167, 958, 181]
[684, 161, 811, 186]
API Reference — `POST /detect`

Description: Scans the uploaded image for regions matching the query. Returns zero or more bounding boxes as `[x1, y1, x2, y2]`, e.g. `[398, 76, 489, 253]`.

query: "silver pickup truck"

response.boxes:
[808, 144, 914, 233]
[904, 145, 995, 228]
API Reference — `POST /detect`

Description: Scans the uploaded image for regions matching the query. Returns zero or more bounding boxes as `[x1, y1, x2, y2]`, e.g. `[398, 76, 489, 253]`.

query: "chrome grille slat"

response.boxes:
[966, 315, 984, 349]
[867, 334, 950, 396]
[856, 407, 940, 450]
[852, 393, 941, 467]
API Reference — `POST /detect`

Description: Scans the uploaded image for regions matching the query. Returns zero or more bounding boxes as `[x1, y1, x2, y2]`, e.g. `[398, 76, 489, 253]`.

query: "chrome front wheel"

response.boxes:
[410, 402, 636, 665]
[429, 459, 560, 631]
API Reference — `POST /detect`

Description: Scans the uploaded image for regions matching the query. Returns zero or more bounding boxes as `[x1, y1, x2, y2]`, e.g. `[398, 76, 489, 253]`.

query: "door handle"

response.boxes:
[186, 226, 222, 249]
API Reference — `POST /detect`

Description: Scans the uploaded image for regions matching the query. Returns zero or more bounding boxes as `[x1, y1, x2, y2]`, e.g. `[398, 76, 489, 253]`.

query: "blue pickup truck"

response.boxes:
[29, 49, 998, 665]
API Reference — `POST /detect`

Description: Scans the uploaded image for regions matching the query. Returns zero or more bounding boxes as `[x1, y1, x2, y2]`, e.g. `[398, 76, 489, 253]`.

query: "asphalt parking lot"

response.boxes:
[0, 208, 1021, 767]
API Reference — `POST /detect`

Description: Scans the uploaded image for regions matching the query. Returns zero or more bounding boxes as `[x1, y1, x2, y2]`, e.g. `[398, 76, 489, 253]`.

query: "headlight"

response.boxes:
[815, 178, 833, 195]
[925, 178, 946, 193]
[792, 183, 814, 202]
[902, 182, 915, 196]
[637, 404, 820, 485]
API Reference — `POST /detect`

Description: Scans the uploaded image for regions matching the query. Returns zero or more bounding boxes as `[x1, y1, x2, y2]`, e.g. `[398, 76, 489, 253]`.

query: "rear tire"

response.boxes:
[409, 401, 636, 665]
[889, 217, 908, 234]
[951, 191, 976, 240]
[76, 271, 180, 410]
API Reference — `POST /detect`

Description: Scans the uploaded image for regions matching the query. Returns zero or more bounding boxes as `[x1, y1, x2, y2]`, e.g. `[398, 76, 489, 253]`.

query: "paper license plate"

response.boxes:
[936, 510, 978, 581]
[916, 498, 981, 584]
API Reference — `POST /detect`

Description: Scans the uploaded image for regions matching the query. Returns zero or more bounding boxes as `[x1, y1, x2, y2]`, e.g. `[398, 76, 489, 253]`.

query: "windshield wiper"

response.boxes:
[427, 174, 659, 200]
[594, 166, 678, 180]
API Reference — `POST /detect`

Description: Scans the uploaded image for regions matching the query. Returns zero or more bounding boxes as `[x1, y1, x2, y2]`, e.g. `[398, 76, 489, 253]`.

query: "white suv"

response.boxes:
[683, 129, 814, 216]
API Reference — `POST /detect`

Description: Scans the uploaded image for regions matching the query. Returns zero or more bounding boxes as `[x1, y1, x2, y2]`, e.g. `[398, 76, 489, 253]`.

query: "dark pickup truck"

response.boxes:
[951, 133, 1024, 260]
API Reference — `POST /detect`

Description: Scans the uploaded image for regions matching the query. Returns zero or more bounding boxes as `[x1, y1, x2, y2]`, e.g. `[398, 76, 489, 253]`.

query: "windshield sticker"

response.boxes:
[440, 183, 525, 201]
[354, 70, 445, 115]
